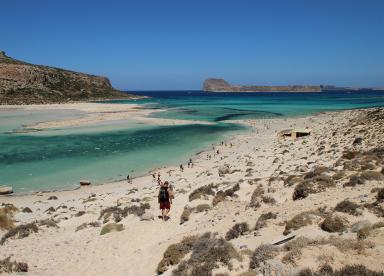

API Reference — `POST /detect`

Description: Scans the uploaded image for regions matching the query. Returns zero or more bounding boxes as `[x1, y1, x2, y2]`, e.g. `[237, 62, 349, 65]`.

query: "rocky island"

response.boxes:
[203, 78, 322, 92]
[0, 51, 137, 105]
[203, 78, 384, 93]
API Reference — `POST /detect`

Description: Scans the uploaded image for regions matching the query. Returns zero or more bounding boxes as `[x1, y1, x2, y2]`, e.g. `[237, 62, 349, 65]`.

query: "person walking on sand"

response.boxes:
[158, 181, 172, 221]
[127, 174, 131, 184]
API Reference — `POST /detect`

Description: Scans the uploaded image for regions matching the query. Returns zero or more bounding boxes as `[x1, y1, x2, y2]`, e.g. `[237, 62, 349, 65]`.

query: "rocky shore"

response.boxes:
[1, 108, 383, 275]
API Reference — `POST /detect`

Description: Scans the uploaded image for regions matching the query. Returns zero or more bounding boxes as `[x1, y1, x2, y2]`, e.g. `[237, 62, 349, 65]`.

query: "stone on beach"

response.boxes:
[80, 180, 91, 186]
[0, 186, 13, 195]
[140, 211, 154, 221]
[218, 164, 231, 177]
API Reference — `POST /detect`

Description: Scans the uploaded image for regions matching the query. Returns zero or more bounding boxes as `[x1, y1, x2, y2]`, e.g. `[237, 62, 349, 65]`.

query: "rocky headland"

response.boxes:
[0, 51, 137, 104]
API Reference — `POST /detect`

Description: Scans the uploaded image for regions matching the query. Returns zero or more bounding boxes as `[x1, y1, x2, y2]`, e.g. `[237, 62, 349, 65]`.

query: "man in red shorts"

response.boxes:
[158, 181, 172, 221]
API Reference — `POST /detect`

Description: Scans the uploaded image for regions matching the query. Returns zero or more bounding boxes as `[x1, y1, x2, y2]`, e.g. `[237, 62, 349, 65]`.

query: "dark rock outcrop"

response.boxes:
[0, 51, 137, 104]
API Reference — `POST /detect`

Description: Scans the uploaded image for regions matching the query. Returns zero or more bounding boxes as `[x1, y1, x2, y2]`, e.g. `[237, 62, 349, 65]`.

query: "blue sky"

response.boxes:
[1, 0, 383, 90]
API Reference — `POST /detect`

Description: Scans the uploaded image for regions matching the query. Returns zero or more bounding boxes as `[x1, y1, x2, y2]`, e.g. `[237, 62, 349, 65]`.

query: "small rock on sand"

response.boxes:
[0, 186, 13, 195]
[218, 164, 231, 177]
[140, 212, 154, 221]
[80, 180, 91, 186]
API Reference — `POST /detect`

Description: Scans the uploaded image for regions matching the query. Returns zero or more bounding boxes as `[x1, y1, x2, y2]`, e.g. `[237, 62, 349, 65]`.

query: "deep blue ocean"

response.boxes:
[1, 90, 384, 193]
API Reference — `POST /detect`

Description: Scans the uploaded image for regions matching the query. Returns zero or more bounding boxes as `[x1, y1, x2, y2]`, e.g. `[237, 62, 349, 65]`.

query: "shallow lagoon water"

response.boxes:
[1, 90, 384, 193]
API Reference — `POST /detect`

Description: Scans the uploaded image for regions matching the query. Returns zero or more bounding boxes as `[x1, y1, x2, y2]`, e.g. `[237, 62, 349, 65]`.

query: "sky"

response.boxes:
[1, 0, 384, 90]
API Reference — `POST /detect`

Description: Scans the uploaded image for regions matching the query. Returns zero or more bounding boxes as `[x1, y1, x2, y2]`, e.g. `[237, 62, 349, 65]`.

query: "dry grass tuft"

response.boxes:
[301, 263, 383, 276]
[76, 221, 101, 232]
[293, 175, 335, 200]
[189, 184, 216, 201]
[0, 209, 14, 231]
[212, 183, 240, 206]
[99, 203, 150, 223]
[225, 222, 249, 241]
[37, 219, 59, 228]
[100, 223, 124, 235]
[284, 175, 303, 187]
[0, 222, 38, 245]
[195, 204, 211, 213]
[180, 207, 192, 224]
[255, 212, 277, 230]
[261, 196, 276, 205]
[0, 257, 28, 273]
[360, 171, 384, 181]
[249, 184, 264, 208]
[333, 264, 382, 276]
[377, 188, 384, 200]
[282, 235, 373, 265]
[22, 207, 32, 213]
[284, 210, 323, 235]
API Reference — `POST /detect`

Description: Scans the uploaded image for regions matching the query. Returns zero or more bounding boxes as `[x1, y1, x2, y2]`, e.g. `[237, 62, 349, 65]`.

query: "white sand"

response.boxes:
[0, 102, 213, 130]
[1, 108, 383, 275]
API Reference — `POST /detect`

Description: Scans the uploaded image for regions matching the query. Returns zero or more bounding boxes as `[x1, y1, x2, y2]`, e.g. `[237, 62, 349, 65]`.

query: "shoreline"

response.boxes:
[1, 106, 383, 275]
[0, 106, 374, 197]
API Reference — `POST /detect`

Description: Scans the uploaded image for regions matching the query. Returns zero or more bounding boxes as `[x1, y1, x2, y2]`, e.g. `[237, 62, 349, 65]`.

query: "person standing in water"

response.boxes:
[158, 181, 172, 221]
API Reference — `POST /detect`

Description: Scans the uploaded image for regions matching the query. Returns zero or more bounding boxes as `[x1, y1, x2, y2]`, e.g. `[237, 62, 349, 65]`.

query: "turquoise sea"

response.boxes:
[1, 90, 384, 193]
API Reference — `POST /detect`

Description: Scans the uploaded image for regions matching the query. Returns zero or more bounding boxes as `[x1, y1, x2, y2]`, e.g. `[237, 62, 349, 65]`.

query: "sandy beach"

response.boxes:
[0, 102, 213, 131]
[1, 107, 384, 275]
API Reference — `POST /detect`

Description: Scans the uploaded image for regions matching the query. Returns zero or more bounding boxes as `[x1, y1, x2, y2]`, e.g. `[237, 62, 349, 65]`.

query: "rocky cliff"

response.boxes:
[0, 51, 137, 104]
[203, 78, 322, 92]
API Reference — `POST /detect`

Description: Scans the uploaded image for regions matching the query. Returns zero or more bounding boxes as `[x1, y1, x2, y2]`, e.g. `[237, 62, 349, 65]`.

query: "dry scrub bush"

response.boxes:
[293, 175, 335, 200]
[0, 209, 14, 231]
[0, 257, 28, 273]
[255, 212, 277, 230]
[356, 221, 384, 240]
[225, 222, 249, 241]
[282, 235, 373, 265]
[189, 184, 216, 202]
[360, 171, 384, 181]
[99, 203, 150, 223]
[334, 199, 360, 216]
[0, 222, 38, 245]
[320, 215, 347, 233]
[284, 175, 303, 187]
[100, 223, 123, 235]
[249, 184, 264, 208]
[284, 210, 323, 235]
[212, 184, 240, 206]
[76, 221, 101, 232]
[195, 203, 211, 213]
[180, 207, 192, 224]
[249, 244, 278, 269]
[299, 264, 383, 276]
[376, 188, 384, 200]
[180, 204, 211, 224]
[156, 235, 198, 274]
[172, 232, 240, 276]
